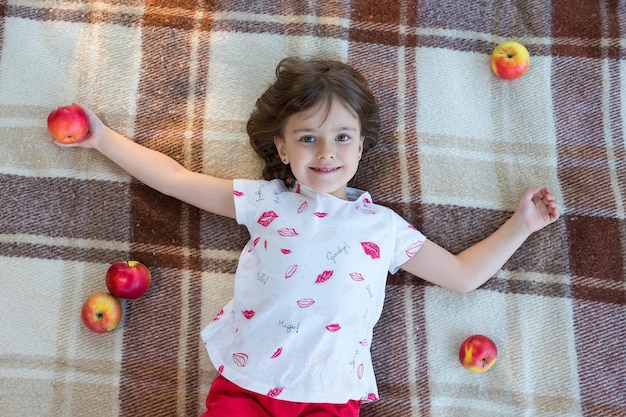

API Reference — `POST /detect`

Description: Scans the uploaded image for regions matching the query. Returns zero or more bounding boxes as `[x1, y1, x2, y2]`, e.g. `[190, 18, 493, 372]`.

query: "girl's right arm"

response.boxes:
[55, 104, 236, 219]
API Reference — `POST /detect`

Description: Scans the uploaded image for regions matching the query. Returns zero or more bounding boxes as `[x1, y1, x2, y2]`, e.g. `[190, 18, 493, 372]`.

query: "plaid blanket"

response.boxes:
[1, 1, 624, 416]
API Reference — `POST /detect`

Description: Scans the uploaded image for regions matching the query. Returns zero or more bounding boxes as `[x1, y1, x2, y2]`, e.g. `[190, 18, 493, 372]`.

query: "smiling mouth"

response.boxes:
[310, 167, 340, 173]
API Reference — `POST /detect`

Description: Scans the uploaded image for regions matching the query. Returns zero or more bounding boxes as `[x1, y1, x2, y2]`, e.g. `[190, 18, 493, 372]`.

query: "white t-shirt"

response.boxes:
[201, 179, 425, 404]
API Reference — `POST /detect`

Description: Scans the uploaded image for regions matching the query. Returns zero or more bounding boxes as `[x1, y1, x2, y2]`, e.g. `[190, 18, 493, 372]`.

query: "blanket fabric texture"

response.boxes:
[1, 1, 625, 416]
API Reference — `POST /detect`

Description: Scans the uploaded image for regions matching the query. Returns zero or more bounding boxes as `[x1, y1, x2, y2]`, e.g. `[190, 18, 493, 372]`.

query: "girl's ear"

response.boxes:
[358, 135, 365, 160]
[274, 136, 289, 164]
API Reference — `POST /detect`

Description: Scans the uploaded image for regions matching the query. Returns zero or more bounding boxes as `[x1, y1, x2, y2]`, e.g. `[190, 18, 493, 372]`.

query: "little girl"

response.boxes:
[56, 57, 559, 417]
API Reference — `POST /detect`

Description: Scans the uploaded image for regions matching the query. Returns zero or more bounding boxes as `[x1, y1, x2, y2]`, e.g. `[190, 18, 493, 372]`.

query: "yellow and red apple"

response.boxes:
[490, 41, 530, 80]
[106, 260, 151, 300]
[81, 292, 122, 333]
[47, 104, 89, 144]
[459, 334, 498, 373]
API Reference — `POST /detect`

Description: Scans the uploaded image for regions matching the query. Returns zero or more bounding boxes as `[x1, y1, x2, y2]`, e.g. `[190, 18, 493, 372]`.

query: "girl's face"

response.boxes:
[274, 98, 364, 200]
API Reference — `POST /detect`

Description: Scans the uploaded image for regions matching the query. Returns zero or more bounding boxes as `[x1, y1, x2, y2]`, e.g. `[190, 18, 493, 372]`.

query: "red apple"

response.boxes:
[459, 334, 498, 373]
[490, 41, 530, 80]
[47, 104, 89, 144]
[106, 260, 151, 300]
[81, 292, 122, 333]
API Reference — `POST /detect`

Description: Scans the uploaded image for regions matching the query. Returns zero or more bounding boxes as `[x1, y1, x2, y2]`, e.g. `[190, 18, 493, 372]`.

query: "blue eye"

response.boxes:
[336, 134, 350, 142]
[300, 136, 315, 143]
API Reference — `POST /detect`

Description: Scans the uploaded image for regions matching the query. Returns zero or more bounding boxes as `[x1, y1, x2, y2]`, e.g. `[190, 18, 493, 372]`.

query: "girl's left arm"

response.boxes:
[400, 187, 560, 293]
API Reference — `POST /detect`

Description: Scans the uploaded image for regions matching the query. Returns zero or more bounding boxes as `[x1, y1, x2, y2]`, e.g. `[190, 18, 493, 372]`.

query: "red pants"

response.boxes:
[200, 375, 361, 417]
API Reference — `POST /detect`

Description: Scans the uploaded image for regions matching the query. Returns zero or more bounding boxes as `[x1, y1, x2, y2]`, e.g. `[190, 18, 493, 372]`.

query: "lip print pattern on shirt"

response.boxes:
[232, 353, 249, 367]
[258, 210, 279, 227]
[212, 309, 224, 321]
[360, 241, 380, 259]
[268, 387, 284, 398]
[278, 228, 299, 237]
[355, 205, 376, 215]
[325, 323, 341, 332]
[284, 264, 298, 279]
[297, 298, 315, 308]
[406, 241, 424, 258]
[315, 270, 334, 284]
[350, 272, 365, 281]
[241, 310, 255, 319]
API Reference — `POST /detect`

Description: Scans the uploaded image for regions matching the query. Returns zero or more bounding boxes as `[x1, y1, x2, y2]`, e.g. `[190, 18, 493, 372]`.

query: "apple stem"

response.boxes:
[96, 313, 104, 320]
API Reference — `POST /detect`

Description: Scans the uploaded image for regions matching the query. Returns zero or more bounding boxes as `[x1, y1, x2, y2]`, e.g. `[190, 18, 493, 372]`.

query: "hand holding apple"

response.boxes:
[47, 104, 89, 144]
[459, 334, 498, 373]
[81, 292, 122, 333]
[491, 41, 530, 80]
[106, 260, 151, 299]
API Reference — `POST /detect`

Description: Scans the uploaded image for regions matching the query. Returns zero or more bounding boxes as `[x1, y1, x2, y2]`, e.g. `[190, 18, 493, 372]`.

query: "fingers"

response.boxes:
[72, 102, 102, 127]
[521, 186, 560, 226]
[531, 186, 554, 204]
[533, 186, 560, 222]
[73, 102, 95, 118]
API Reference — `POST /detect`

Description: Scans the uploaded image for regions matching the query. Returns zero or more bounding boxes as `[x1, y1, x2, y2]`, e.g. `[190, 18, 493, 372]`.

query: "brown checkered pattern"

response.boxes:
[1, 1, 624, 416]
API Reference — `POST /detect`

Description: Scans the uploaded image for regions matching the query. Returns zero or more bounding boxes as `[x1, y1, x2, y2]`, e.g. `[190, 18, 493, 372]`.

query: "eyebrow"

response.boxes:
[291, 126, 358, 134]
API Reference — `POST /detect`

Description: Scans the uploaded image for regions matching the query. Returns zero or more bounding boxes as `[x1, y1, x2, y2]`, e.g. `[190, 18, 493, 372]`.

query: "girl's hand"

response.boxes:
[515, 186, 560, 234]
[51, 103, 104, 149]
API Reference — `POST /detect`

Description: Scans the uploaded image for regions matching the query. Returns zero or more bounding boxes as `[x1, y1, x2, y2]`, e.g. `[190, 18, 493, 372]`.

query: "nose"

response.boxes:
[317, 139, 336, 159]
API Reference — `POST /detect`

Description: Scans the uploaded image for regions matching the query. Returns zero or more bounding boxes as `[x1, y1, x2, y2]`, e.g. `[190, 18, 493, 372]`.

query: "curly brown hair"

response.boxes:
[247, 57, 380, 188]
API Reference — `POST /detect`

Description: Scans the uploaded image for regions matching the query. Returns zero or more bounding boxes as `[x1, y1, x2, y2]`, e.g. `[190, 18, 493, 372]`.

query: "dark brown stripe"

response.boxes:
[119, 4, 208, 414]
[415, 36, 495, 57]
[5, 4, 142, 27]
[483, 276, 573, 299]
[363, 108, 430, 414]
[606, 1, 623, 59]
[551, 1, 620, 58]
[182, 28, 214, 415]
[424, 205, 569, 277]
[0, 242, 128, 265]
[0, 2, 5, 55]
[212, 0, 349, 17]
[184, 272, 204, 417]
[127, 186, 190, 268]
[362, 285, 420, 416]
[200, 213, 249, 252]
[142, 12, 194, 30]
[118, 267, 183, 417]
[401, 21, 422, 208]
[210, 19, 350, 40]
[408, 279, 432, 417]
[351, 0, 400, 26]
[349, 27, 400, 48]
[349, 45, 404, 198]
[0, 174, 131, 242]
[567, 215, 624, 284]
[573, 299, 626, 415]
[415, 2, 491, 35]
[349, 0, 400, 45]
